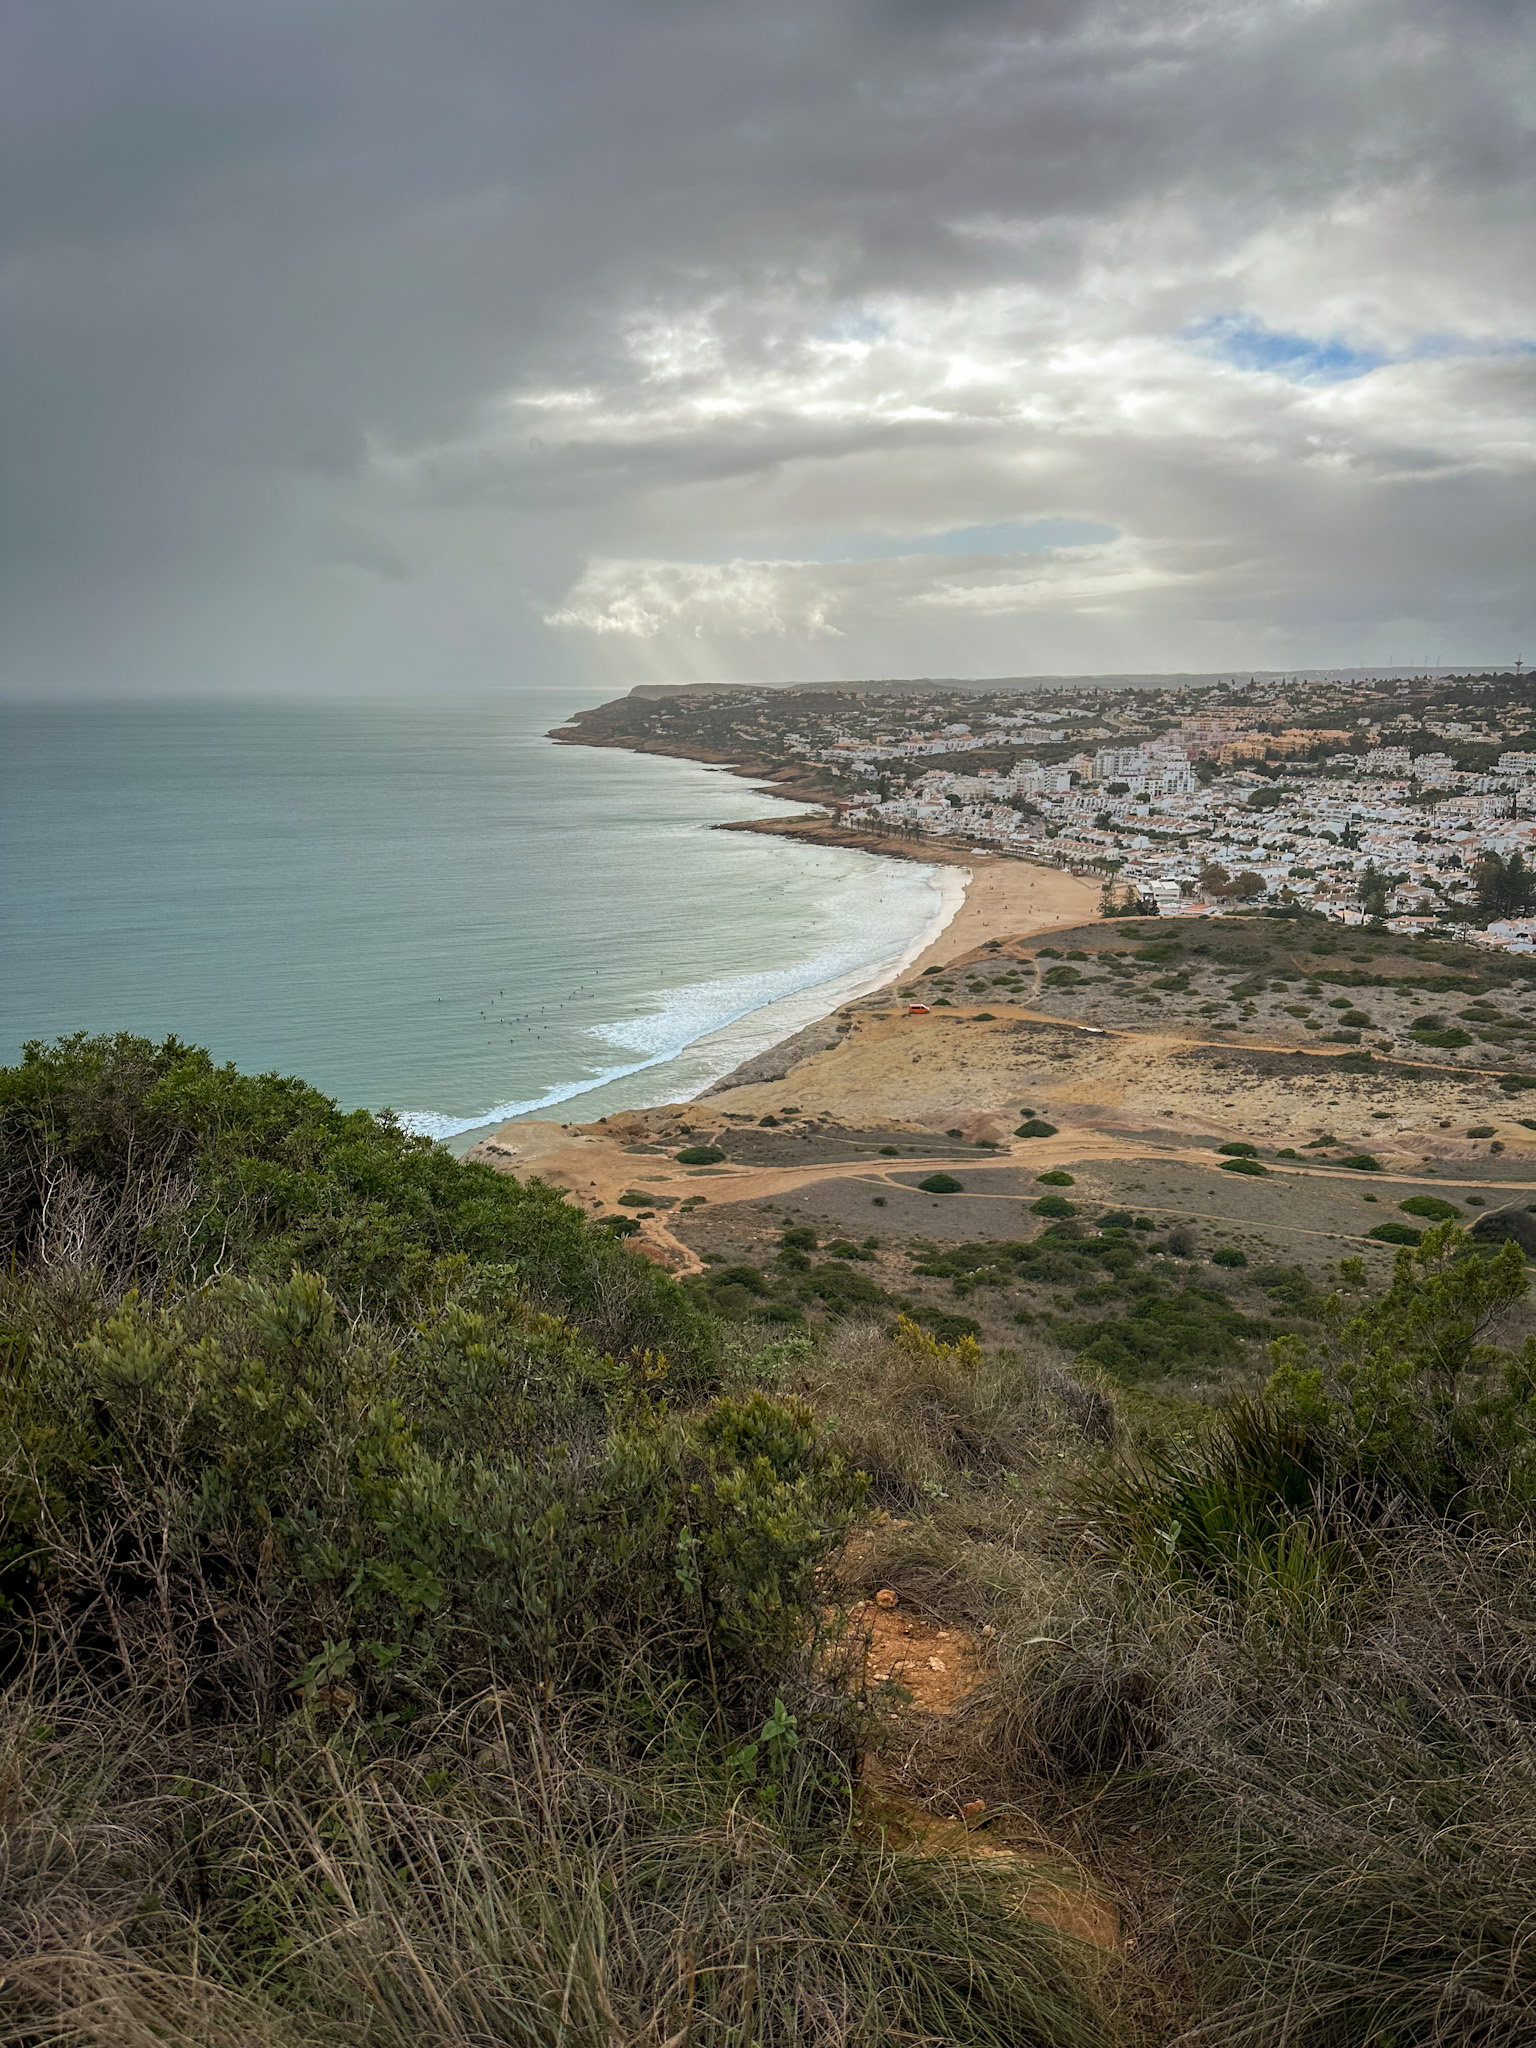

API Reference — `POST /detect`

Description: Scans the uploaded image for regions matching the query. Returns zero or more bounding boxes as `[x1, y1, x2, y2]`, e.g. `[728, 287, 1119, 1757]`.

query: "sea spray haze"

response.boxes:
[0, 693, 945, 1138]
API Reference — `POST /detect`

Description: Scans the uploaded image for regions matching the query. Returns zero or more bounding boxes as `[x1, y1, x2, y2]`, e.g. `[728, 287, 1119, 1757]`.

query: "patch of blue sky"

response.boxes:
[1190, 315, 1387, 383]
[1190, 315, 1536, 384]
[815, 308, 893, 345]
[1402, 331, 1536, 361]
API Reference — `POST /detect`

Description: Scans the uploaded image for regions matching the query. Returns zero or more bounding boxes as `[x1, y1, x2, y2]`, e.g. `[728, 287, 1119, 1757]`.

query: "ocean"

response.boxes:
[0, 693, 951, 1146]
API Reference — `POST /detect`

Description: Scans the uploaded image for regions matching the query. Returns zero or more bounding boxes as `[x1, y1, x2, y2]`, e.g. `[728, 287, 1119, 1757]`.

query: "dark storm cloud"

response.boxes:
[1, 0, 1531, 693]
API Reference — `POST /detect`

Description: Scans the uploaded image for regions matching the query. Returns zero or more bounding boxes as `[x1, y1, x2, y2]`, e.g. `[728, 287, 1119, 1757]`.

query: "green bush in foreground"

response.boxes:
[1089, 1228, 1536, 1581]
[0, 1034, 1109, 2048]
[0, 1030, 711, 1378]
[0, 1266, 862, 1722]
[918, 1171, 964, 1193]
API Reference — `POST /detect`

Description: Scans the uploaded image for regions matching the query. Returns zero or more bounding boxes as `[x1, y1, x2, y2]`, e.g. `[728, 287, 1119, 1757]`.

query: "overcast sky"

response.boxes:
[3, 0, 1532, 699]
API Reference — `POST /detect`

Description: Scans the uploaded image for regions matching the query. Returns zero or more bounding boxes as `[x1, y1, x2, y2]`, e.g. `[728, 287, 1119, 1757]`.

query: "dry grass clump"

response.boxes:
[949, 1518, 1536, 2043]
[0, 1688, 1112, 2048]
[808, 1315, 1108, 1516]
[1167, 1523, 1536, 2048]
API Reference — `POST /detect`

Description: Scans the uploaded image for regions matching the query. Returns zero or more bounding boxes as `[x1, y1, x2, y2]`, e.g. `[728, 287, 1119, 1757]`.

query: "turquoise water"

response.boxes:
[0, 694, 947, 1144]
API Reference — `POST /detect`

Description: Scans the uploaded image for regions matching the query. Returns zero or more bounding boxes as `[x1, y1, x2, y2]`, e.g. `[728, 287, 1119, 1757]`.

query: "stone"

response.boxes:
[874, 1587, 899, 1609]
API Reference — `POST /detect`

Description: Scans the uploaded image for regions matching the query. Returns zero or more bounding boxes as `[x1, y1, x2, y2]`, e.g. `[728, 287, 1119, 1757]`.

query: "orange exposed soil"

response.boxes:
[847, 1588, 1121, 1949]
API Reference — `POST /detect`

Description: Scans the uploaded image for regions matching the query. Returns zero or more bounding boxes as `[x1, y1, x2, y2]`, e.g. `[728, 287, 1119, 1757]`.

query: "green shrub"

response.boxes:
[1015, 1119, 1059, 1138]
[1218, 1141, 1258, 1158]
[1220, 1158, 1268, 1177]
[1036, 1170, 1075, 1186]
[0, 1031, 710, 1375]
[712, 1261, 782, 1310]
[800, 1262, 887, 1313]
[917, 1172, 963, 1194]
[1368, 1221, 1423, 1246]
[1212, 1247, 1248, 1268]
[1337, 1153, 1383, 1172]
[1052, 1284, 1272, 1384]
[0, 1269, 863, 1719]
[1471, 1208, 1536, 1257]
[1402, 1194, 1461, 1221]
[676, 1144, 726, 1165]
[1262, 1228, 1536, 1513]
[907, 1305, 985, 1347]
[1032, 1194, 1077, 1218]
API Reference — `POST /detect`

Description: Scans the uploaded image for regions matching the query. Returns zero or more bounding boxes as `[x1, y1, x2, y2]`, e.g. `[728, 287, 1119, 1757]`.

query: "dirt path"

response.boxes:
[474, 1109, 1534, 1272]
[847, 1586, 1121, 1947]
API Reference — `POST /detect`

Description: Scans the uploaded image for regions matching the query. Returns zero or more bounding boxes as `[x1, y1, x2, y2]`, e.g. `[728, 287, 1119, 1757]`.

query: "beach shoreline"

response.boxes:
[454, 816, 1086, 1149]
[539, 710, 1097, 1094]
[445, 716, 1096, 1155]
[441, 833, 965, 1153]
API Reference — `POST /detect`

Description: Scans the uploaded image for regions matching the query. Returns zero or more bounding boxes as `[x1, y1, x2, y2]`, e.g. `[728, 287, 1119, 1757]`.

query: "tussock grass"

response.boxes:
[0, 1688, 1111, 2048]
[959, 1226, 1536, 2046]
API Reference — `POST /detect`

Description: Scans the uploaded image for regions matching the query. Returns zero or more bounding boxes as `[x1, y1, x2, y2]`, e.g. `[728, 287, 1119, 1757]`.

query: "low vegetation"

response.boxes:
[5, 1031, 1536, 2044]
[0, 1034, 1100, 2048]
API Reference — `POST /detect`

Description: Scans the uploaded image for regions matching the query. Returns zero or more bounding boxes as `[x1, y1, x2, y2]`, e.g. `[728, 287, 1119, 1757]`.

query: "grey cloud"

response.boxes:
[1, 0, 1532, 694]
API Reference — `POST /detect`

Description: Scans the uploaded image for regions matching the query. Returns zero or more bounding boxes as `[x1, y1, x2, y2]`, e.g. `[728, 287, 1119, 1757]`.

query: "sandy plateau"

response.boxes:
[468, 857, 1536, 1278]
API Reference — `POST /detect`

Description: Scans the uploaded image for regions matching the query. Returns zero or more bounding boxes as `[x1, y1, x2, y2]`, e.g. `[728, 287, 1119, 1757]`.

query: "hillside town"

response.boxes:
[562, 669, 1536, 951]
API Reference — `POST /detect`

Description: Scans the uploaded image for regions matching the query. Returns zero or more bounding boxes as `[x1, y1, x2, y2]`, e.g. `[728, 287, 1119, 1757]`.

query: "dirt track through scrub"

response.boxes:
[849, 1589, 1122, 1950]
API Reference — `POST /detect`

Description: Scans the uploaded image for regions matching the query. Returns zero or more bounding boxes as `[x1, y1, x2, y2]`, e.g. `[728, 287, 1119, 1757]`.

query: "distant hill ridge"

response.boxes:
[627, 665, 1506, 699]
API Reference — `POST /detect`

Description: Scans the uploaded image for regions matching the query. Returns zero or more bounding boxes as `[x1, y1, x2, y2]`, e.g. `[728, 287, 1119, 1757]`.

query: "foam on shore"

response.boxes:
[411, 853, 960, 1147]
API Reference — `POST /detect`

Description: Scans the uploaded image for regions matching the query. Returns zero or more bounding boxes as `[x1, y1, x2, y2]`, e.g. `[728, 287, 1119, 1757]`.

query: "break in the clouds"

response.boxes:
[2, 0, 1533, 696]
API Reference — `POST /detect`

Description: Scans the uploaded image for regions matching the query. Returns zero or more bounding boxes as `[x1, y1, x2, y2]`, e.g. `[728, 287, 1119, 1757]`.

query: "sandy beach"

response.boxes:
[897, 856, 1097, 977]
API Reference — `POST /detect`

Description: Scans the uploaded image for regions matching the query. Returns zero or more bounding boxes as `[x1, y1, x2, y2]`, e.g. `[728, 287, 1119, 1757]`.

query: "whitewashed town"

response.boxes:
[764, 672, 1536, 951]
